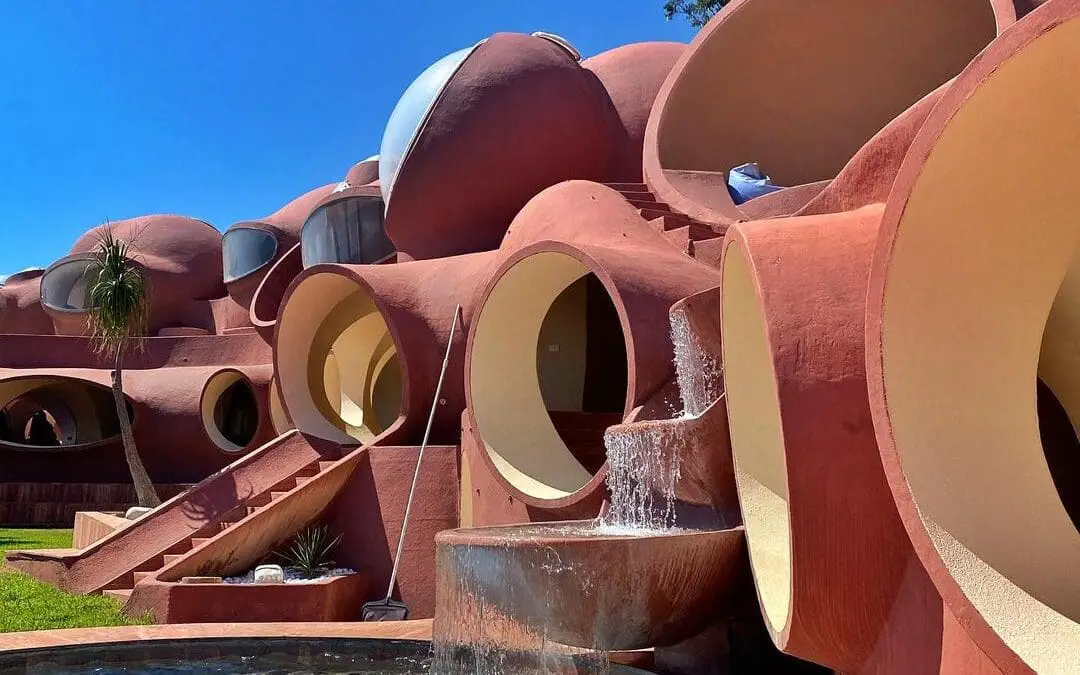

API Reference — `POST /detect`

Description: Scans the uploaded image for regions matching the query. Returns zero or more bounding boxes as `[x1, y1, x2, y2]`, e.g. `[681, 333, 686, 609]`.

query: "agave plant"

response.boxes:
[86, 225, 161, 508]
[276, 525, 343, 579]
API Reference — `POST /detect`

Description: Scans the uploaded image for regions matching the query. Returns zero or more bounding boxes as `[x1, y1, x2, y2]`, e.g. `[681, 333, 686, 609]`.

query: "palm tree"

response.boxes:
[86, 226, 161, 508]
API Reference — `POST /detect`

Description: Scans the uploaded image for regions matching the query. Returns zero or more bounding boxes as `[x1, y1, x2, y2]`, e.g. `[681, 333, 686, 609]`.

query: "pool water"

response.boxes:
[0, 639, 430, 675]
[0, 638, 651, 674]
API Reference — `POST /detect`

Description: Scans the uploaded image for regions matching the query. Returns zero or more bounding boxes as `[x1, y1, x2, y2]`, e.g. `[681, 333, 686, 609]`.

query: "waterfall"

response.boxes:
[670, 307, 722, 418]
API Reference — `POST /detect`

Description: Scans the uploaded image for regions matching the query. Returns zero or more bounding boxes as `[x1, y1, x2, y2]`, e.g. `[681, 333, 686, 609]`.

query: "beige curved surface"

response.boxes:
[874, 16, 1080, 669]
[470, 251, 627, 500]
[268, 378, 294, 435]
[200, 370, 258, 453]
[719, 241, 791, 631]
[277, 272, 401, 444]
[656, 0, 997, 188]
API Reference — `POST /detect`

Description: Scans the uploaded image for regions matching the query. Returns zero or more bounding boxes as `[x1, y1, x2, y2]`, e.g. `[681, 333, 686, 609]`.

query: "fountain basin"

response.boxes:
[435, 520, 747, 651]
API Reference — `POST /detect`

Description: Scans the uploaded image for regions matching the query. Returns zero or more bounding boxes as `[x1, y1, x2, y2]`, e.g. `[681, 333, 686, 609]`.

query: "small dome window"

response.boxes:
[222, 227, 278, 283]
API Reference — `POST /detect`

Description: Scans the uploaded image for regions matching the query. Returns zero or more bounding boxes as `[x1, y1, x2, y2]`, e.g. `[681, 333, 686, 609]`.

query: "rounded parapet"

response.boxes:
[466, 201, 722, 514]
[0, 269, 53, 335]
[721, 205, 911, 670]
[643, 0, 1013, 227]
[866, 4, 1080, 670]
[275, 252, 495, 446]
[46, 215, 224, 336]
[380, 33, 615, 260]
[582, 42, 686, 183]
[249, 243, 302, 344]
[199, 368, 268, 454]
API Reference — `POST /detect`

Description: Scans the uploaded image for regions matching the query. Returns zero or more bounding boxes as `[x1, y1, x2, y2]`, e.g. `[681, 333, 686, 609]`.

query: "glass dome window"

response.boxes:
[41, 256, 100, 313]
[222, 227, 278, 283]
[301, 197, 394, 267]
[378, 44, 481, 204]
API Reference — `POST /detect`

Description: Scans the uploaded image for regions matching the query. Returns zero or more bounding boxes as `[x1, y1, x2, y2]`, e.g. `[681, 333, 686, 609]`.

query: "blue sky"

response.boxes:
[0, 1, 695, 277]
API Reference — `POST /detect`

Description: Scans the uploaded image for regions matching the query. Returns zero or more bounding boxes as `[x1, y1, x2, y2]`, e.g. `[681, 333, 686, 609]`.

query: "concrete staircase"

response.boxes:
[101, 457, 342, 603]
[5, 430, 343, 596]
[601, 182, 726, 254]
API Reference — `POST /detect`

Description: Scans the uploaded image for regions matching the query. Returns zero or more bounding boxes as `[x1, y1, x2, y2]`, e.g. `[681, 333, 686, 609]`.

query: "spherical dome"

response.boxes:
[345, 157, 380, 187]
[583, 42, 686, 182]
[63, 215, 226, 316]
[379, 32, 617, 260]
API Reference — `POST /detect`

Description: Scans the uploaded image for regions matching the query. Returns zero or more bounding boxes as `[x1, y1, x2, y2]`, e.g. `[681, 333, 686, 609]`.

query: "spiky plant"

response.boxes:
[86, 225, 161, 507]
[276, 525, 343, 579]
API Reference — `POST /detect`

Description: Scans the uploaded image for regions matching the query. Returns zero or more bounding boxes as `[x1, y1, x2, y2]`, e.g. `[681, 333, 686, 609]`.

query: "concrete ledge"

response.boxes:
[72, 512, 131, 549]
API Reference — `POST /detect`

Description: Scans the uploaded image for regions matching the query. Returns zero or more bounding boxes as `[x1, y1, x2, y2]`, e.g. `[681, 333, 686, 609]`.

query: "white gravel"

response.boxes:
[222, 567, 357, 585]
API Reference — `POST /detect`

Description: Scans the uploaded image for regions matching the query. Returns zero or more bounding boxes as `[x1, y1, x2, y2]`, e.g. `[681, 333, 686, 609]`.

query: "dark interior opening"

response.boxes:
[215, 380, 259, 449]
[0, 385, 130, 448]
[539, 273, 628, 474]
[1037, 378, 1080, 531]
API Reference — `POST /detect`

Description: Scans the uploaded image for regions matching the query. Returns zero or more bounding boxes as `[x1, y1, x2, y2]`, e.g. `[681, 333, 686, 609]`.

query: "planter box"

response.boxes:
[129, 573, 369, 623]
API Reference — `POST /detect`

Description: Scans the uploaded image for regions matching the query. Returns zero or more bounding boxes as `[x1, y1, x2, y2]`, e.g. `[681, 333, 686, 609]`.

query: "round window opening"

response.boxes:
[203, 372, 260, 452]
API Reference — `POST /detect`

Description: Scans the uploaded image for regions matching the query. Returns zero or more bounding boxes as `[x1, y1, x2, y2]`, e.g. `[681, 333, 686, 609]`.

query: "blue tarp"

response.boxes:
[726, 162, 783, 205]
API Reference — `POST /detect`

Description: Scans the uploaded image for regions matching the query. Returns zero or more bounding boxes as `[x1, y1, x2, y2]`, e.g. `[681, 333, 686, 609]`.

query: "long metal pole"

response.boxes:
[382, 304, 462, 603]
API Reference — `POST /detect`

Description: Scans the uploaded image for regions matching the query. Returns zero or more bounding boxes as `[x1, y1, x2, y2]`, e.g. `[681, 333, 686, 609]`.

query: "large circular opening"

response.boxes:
[870, 17, 1080, 668]
[719, 240, 791, 631]
[201, 371, 260, 452]
[654, 0, 997, 210]
[276, 272, 405, 444]
[470, 251, 628, 501]
[0, 377, 130, 449]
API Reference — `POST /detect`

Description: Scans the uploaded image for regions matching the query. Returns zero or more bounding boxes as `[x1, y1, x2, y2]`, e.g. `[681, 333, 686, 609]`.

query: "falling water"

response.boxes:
[600, 309, 723, 531]
[670, 307, 722, 417]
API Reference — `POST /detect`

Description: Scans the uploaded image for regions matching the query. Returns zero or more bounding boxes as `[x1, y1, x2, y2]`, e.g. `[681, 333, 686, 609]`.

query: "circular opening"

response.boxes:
[719, 240, 791, 631]
[0, 377, 131, 449]
[657, 0, 996, 192]
[470, 251, 628, 501]
[223, 227, 278, 284]
[872, 18, 1080, 667]
[201, 371, 260, 452]
[300, 196, 395, 267]
[277, 272, 404, 444]
[40, 255, 99, 313]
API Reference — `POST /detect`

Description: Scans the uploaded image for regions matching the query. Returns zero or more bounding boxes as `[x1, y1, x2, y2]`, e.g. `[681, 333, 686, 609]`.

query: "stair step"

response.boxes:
[627, 199, 669, 211]
[270, 491, 290, 501]
[639, 207, 690, 223]
[104, 589, 132, 602]
[294, 476, 313, 488]
[133, 571, 157, 584]
[190, 538, 211, 548]
[132, 556, 164, 572]
[163, 554, 184, 566]
[617, 191, 656, 203]
[604, 182, 648, 192]
[318, 461, 337, 472]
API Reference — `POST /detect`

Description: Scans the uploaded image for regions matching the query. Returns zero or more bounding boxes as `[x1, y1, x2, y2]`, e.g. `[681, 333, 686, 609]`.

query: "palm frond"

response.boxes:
[85, 224, 150, 356]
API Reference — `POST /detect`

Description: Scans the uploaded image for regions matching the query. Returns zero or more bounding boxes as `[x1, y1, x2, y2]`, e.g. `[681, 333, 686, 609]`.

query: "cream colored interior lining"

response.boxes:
[470, 252, 624, 500]
[878, 17, 1080, 670]
[720, 241, 792, 633]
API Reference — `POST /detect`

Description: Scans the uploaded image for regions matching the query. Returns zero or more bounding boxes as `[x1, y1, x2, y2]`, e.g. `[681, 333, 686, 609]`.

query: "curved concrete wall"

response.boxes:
[644, 0, 1011, 225]
[866, 5, 1080, 670]
[276, 253, 495, 446]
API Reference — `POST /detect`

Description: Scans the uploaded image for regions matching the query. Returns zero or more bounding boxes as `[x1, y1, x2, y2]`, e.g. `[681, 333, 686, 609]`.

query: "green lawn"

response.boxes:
[0, 528, 149, 633]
